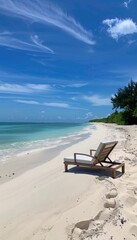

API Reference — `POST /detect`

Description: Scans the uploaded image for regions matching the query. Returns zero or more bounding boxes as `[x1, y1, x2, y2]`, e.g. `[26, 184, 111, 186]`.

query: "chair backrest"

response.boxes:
[92, 141, 118, 165]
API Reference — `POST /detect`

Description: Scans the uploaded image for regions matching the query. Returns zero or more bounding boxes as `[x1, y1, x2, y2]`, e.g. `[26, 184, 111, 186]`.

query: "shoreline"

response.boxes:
[0, 126, 92, 184]
[0, 122, 89, 163]
[0, 123, 137, 240]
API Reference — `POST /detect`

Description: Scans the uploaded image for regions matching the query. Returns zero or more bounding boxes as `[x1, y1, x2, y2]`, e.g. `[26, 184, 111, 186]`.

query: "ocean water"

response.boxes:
[0, 122, 93, 161]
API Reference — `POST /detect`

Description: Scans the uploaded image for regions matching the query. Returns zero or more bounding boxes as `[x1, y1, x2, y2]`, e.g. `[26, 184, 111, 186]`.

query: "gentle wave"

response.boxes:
[0, 123, 95, 162]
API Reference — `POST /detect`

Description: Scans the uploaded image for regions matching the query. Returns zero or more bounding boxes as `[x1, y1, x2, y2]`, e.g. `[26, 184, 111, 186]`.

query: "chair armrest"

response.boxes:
[90, 149, 96, 156]
[74, 153, 93, 163]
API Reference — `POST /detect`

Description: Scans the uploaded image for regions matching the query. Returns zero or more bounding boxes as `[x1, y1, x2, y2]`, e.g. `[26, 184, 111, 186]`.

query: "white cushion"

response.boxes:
[64, 155, 94, 165]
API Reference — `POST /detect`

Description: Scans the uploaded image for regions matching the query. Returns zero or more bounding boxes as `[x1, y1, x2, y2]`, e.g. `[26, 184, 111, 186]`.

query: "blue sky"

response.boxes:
[0, 0, 137, 122]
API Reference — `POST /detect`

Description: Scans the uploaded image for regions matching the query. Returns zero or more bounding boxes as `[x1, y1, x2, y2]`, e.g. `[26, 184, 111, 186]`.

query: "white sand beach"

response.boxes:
[0, 123, 137, 240]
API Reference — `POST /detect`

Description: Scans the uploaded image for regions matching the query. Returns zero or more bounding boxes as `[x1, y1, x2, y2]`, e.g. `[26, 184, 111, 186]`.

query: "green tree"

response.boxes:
[111, 80, 137, 124]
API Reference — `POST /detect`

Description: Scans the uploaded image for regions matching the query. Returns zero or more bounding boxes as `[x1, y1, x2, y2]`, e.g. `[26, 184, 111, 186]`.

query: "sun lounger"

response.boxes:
[64, 141, 125, 178]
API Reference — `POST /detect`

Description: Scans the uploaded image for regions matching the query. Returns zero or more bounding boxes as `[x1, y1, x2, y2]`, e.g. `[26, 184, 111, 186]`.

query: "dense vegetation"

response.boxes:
[89, 80, 137, 125]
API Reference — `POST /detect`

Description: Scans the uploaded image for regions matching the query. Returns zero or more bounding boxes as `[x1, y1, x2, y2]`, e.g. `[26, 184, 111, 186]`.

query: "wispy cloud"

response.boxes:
[103, 18, 137, 40]
[84, 94, 111, 106]
[0, 71, 90, 88]
[15, 100, 70, 108]
[68, 83, 88, 88]
[0, 82, 52, 93]
[0, 32, 54, 53]
[0, 0, 95, 45]
[128, 39, 136, 45]
[60, 82, 88, 88]
[15, 100, 39, 105]
[123, 0, 132, 8]
[43, 102, 69, 108]
[15, 99, 87, 110]
[26, 84, 51, 91]
[84, 112, 93, 119]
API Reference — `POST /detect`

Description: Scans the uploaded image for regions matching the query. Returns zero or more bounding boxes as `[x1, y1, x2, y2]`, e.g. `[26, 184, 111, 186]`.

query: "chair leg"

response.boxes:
[64, 163, 68, 172]
[122, 164, 125, 174]
[112, 170, 116, 179]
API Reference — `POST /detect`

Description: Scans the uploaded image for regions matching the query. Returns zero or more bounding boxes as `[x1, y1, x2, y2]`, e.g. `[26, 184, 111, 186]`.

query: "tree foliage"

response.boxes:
[111, 80, 137, 112]
[111, 80, 137, 124]
[90, 80, 137, 125]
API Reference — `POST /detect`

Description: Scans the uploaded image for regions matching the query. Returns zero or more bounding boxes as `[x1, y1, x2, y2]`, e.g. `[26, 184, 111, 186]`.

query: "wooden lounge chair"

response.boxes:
[64, 141, 125, 178]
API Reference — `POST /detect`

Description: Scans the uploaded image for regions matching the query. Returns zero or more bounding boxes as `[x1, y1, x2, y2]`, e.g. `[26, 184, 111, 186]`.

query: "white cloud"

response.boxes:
[43, 102, 69, 108]
[123, 0, 132, 8]
[128, 39, 136, 45]
[0, 83, 30, 93]
[0, 0, 95, 45]
[15, 100, 39, 105]
[84, 95, 111, 106]
[15, 100, 69, 108]
[27, 84, 51, 91]
[60, 82, 88, 89]
[15, 98, 88, 110]
[103, 18, 137, 40]
[84, 112, 93, 119]
[68, 83, 88, 88]
[0, 82, 51, 93]
[30, 35, 54, 53]
[0, 70, 90, 88]
[0, 32, 54, 53]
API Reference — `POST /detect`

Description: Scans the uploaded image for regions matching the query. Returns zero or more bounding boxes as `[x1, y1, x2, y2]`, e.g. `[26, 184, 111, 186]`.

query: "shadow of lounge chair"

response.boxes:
[64, 141, 125, 178]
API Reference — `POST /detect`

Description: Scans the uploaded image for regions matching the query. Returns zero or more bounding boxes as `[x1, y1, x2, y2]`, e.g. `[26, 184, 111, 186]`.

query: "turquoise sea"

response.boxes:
[0, 122, 93, 161]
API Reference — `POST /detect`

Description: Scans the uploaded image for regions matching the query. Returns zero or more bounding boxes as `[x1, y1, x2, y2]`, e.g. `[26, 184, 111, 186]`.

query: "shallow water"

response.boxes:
[0, 122, 95, 161]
